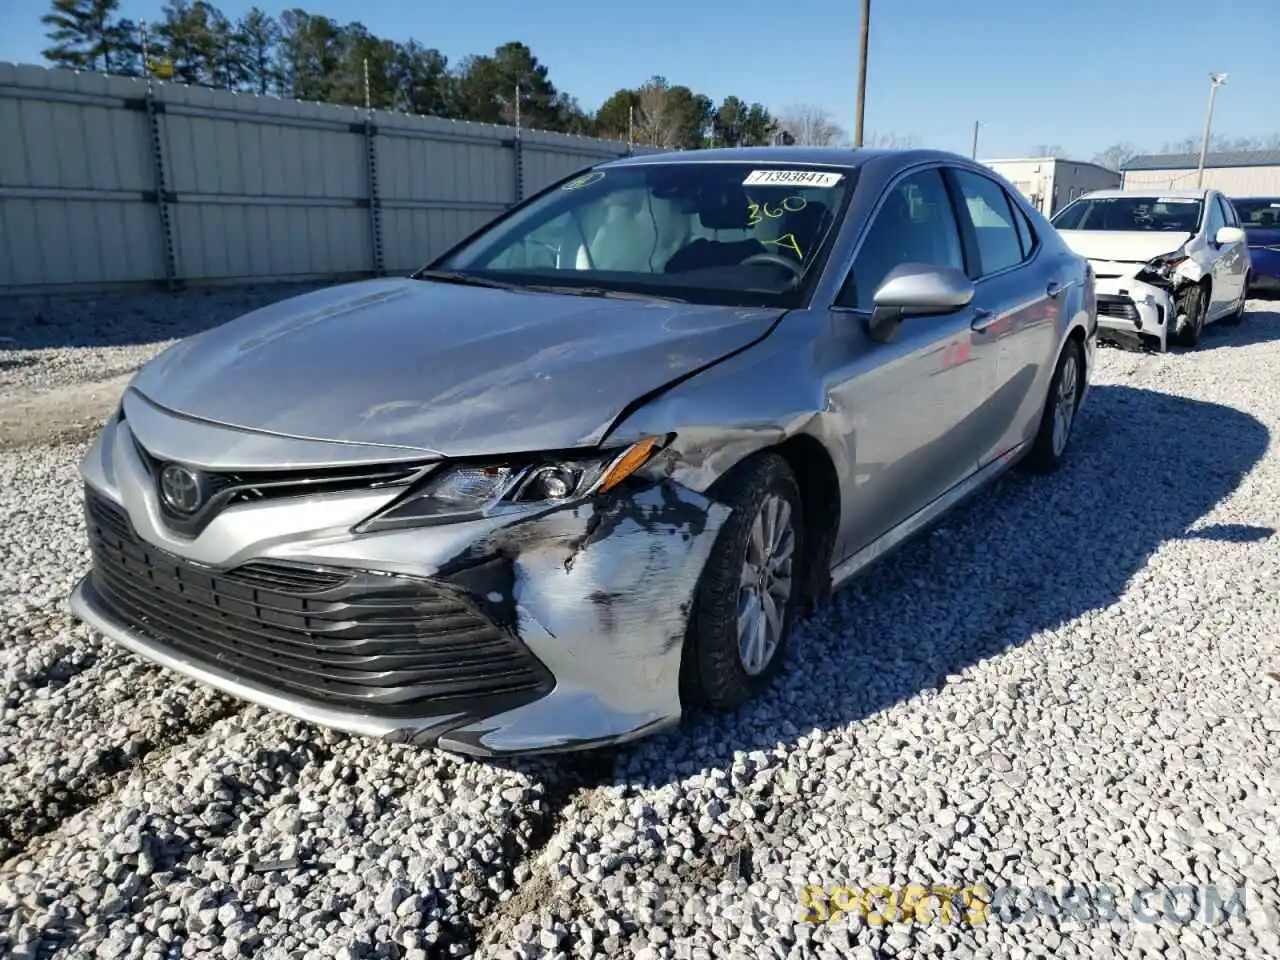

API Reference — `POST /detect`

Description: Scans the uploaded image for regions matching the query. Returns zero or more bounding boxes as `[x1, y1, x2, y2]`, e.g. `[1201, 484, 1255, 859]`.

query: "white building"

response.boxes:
[1120, 150, 1280, 196]
[980, 157, 1121, 217]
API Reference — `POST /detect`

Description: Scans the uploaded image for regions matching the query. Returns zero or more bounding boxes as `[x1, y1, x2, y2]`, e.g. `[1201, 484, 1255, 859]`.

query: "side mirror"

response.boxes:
[866, 263, 976, 342]
[1215, 225, 1245, 246]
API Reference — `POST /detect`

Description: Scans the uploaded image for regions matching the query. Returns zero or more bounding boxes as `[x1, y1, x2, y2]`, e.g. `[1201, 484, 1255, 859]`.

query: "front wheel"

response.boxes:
[1173, 283, 1208, 346]
[681, 453, 805, 711]
[1022, 337, 1083, 475]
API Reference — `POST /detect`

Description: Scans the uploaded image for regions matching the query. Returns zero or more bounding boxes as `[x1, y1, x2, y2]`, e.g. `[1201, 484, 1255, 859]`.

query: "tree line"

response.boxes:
[42, 0, 897, 149]
[1029, 136, 1280, 172]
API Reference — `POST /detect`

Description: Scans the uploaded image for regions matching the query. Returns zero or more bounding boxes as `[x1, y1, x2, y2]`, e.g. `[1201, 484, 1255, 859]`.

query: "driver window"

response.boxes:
[837, 168, 964, 310]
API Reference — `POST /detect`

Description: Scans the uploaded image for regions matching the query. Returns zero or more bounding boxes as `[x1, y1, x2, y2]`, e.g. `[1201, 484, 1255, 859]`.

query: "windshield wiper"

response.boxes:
[523, 284, 688, 304]
[413, 269, 523, 291]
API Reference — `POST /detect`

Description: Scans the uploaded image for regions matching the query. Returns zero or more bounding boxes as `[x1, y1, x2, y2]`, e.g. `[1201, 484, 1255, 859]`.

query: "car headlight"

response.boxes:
[355, 435, 667, 532]
[1142, 250, 1189, 279]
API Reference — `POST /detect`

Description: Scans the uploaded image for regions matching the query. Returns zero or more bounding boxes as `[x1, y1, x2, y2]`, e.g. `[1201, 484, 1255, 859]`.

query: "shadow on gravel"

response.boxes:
[0, 282, 331, 351]
[1193, 304, 1280, 352]
[1185, 523, 1275, 543]
[610, 382, 1270, 783]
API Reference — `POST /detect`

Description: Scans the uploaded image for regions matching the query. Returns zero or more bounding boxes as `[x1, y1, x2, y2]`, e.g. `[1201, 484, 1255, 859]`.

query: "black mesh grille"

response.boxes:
[1096, 296, 1140, 321]
[83, 486, 552, 717]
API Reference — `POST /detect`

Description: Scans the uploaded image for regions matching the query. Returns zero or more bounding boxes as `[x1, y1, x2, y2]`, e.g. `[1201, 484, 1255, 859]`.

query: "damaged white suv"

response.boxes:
[1051, 188, 1251, 350]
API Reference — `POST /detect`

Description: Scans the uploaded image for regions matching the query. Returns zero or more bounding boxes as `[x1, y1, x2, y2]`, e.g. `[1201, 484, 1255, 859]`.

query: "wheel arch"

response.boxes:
[703, 431, 842, 613]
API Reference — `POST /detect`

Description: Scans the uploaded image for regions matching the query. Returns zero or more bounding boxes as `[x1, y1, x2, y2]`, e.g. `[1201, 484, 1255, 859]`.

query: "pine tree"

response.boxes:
[41, 0, 126, 72]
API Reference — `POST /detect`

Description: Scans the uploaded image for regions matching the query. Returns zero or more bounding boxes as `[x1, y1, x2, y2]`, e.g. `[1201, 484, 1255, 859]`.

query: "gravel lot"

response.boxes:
[2, 285, 1279, 960]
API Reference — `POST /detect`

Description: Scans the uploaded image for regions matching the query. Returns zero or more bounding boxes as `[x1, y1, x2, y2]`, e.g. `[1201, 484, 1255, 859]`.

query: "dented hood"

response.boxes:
[1056, 230, 1192, 265]
[129, 277, 782, 458]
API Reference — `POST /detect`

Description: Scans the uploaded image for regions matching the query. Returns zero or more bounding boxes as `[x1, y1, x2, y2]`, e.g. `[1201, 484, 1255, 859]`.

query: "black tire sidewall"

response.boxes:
[681, 453, 805, 711]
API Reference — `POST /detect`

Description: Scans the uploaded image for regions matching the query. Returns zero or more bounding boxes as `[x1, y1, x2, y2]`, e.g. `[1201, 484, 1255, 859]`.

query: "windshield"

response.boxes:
[1231, 198, 1280, 229]
[1052, 196, 1203, 232]
[428, 162, 856, 307]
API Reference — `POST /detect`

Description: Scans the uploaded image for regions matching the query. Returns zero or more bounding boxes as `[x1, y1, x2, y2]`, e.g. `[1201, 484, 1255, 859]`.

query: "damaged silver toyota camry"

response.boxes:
[70, 147, 1097, 756]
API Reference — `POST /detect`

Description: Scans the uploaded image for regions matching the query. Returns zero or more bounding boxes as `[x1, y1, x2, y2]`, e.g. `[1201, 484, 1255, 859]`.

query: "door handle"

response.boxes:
[1046, 281, 1063, 298]
[971, 308, 998, 332]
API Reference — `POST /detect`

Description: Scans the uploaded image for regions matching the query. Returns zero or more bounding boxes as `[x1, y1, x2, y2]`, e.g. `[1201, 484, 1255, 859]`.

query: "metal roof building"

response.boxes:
[980, 157, 1120, 217]
[1120, 150, 1280, 196]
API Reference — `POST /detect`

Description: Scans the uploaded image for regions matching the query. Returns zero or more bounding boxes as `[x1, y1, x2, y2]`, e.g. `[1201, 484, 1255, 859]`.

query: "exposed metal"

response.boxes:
[69, 146, 1099, 756]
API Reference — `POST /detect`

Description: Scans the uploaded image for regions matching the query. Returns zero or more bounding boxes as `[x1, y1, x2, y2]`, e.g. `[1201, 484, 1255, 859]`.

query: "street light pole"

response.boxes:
[854, 0, 870, 147]
[1196, 72, 1227, 187]
[971, 121, 980, 159]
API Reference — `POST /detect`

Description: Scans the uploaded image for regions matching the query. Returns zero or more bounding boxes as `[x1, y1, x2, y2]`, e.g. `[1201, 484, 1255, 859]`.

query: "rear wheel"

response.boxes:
[1023, 337, 1083, 475]
[1173, 282, 1208, 347]
[681, 453, 805, 711]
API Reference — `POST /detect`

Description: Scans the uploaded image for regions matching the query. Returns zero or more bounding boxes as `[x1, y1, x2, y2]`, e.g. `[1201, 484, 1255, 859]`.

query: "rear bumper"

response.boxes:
[1246, 247, 1280, 291]
[1247, 271, 1280, 296]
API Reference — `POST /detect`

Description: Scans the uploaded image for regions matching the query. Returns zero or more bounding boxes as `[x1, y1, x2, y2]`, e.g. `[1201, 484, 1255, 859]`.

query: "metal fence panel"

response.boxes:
[0, 64, 659, 294]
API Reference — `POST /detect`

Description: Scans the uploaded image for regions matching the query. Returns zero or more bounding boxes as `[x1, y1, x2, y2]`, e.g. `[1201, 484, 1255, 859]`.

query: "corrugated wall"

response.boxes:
[0, 63, 655, 293]
[1121, 166, 1280, 195]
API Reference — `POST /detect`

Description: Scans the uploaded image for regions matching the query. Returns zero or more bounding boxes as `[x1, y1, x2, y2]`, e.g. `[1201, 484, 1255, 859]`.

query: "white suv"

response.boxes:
[1051, 188, 1251, 350]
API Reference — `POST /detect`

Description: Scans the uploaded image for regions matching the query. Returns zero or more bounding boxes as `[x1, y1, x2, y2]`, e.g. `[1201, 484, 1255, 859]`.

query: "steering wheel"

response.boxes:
[740, 252, 804, 280]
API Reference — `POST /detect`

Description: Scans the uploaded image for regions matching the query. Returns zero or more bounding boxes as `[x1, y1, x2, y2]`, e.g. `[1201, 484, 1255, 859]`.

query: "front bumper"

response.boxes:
[69, 410, 730, 757]
[1093, 275, 1174, 350]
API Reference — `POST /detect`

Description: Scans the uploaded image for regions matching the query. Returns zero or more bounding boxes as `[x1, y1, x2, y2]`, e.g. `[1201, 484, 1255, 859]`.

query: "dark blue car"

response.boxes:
[1233, 196, 1280, 296]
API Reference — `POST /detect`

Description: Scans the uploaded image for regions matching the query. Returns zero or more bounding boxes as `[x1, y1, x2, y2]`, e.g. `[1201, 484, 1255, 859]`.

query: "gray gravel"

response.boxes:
[2, 285, 1279, 959]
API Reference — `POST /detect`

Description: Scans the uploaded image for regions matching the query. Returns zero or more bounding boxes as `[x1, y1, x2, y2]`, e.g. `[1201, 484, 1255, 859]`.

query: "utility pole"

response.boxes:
[363, 57, 371, 113]
[1196, 72, 1227, 187]
[971, 121, 980, 159]
[514, 84, 522, 133]
[854, 0, 870, 147]
[627, 104, 634, 152]
[140, 19, 152, 93]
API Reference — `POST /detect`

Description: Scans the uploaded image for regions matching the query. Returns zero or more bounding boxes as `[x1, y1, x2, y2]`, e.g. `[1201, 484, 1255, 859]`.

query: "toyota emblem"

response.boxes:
[159, 463, 205, 514]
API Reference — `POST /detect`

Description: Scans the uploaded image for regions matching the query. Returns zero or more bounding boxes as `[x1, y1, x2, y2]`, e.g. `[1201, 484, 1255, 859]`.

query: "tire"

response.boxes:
[1022, 337, 1084, 475]
[1220, 276, 1249, 326]
[1173, 282, 1208, 347]
[681, 452, 805, 711]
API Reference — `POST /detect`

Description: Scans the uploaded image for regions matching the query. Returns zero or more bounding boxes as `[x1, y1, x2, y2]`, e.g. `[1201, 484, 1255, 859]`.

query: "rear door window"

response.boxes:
[951, 170, 1025, 275]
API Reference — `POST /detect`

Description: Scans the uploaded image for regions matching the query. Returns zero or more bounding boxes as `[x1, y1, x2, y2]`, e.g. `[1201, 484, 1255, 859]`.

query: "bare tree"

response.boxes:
[1029, 144, 1067, 158]
[633, 75, 678, 148]
[1092, 142, 1138, 171]
[1157, 134, 1280, 155]
[864, 131, 920, 149]
[777, 103, 846, 147]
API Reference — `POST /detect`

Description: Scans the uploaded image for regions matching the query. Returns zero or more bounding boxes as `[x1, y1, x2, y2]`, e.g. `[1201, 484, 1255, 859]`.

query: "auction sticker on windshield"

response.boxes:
[744, 170, 844, 187]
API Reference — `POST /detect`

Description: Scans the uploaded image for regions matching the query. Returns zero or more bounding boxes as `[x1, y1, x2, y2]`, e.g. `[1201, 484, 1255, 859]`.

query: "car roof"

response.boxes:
[1078, 187, 1214, 201]
[596, 145, 969, 170]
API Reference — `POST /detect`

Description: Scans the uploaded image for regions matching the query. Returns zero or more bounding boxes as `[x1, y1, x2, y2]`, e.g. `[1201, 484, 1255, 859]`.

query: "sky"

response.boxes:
[2, 0, 1278, 160]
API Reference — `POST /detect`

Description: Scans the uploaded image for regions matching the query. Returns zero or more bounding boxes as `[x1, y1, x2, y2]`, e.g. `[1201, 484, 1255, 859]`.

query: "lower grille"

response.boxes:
[83, 486, 552, 717]
[1096, 296, 1140, 321]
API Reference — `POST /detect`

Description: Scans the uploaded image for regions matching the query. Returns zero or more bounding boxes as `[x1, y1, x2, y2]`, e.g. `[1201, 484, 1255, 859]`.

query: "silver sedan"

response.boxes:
[69, 147, 1097, 756]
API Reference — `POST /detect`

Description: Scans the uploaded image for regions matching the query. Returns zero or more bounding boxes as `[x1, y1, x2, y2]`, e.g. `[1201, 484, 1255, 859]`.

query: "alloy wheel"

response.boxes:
[737, 493, 796, 676]
[1051, 352, 1079, 457]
